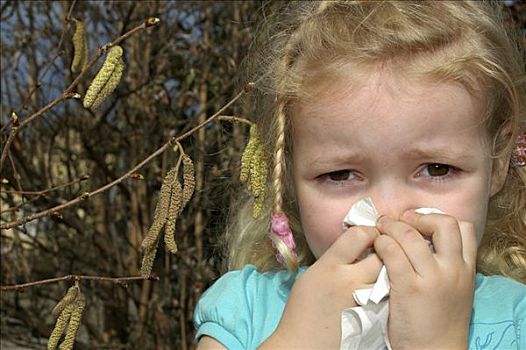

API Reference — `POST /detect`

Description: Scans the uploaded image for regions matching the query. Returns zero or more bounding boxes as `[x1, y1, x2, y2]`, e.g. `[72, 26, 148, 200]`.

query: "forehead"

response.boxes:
[295, 63, 482, 123]
[291, 68, 489, 158]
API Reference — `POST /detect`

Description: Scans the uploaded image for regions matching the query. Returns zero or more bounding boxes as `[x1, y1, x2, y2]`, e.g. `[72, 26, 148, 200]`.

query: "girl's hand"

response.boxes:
[374, 211, 477, 350]
[260, 226, 383, 349]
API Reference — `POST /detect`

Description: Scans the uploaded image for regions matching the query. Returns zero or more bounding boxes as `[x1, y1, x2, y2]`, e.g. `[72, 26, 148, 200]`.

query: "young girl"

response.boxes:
[194, 1, 526, 349]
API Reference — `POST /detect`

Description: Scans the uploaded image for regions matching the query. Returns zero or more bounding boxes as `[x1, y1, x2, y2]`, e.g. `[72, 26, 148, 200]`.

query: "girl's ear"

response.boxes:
[490, 153, 510, 197]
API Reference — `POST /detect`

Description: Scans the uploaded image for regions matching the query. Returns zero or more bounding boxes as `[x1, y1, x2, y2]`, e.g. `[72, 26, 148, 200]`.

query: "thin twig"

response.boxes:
[0, 87, 248, 230]
[2, 175, 89, 196]
[0, 274, 159, 291]
[0, 93, 77, 172]
[1, 175, 89, 214]
[3, 196, 43, 214]
[217, 115, 252, 125]
[0, 16, 160, 173]
[0, 1, 76, 135]
[16, 50, 64, 113]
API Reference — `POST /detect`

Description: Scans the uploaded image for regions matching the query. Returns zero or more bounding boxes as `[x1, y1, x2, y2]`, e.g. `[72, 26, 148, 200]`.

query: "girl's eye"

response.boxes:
[420, 163, 452, 177]
[327, 170, 354, 181]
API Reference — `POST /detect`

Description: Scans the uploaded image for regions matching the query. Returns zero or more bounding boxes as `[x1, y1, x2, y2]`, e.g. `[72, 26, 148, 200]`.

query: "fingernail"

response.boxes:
[376, 215, 390, 227]
[402, 209, 415, 220]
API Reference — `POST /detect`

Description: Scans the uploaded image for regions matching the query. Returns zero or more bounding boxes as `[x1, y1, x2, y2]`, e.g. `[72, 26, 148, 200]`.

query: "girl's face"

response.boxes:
[291, 69, 505, 259]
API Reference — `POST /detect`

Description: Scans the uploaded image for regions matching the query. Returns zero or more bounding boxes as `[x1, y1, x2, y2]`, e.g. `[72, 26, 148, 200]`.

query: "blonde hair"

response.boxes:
[226, 1, 526, 282]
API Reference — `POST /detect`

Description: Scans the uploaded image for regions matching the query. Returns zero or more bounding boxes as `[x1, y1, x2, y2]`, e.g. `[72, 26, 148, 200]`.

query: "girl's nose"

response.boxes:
[369, 184, 416, 220]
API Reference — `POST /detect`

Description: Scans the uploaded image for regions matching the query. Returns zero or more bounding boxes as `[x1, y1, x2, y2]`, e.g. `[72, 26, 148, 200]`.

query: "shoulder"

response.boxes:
[193, 265, 306, 349]
[474, 273, 526, 313]
[196, 264, 302, 307]
[469, 273, 526, 350]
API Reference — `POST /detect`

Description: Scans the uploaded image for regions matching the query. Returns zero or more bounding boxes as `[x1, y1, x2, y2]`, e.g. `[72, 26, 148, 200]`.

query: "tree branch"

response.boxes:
[0, 274, 159, 291]
[0, 1, 75, 135]
[0, 16, 161, 173]
[0, 86, 249, 230]
[217, 115, 252, 126]
[3, 174, 89, 196]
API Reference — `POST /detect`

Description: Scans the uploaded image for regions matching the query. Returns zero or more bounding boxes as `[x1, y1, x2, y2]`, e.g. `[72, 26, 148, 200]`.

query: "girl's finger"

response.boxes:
[401, 211, 463, 262]
[323, 226, 379, 265]
[374, 234, 416, 280]
[376, 216, 436, 275]
[458, 221, 477, 267]
[350, 252, 385, 285]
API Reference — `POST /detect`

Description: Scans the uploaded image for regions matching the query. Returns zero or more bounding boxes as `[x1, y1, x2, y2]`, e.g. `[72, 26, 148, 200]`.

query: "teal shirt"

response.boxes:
[194, 265, 526, 349]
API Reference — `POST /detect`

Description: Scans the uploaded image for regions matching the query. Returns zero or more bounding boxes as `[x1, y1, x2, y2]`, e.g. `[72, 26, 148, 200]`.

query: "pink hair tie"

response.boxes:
[270, 214, 298, 266]
[511, 134, 526, 168]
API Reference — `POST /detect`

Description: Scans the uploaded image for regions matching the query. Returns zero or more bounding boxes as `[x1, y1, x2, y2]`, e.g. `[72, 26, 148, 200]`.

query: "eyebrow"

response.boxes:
[307, 147, 475, 168]
[308, 153, 365, 168]
[400, 148, 476, 162]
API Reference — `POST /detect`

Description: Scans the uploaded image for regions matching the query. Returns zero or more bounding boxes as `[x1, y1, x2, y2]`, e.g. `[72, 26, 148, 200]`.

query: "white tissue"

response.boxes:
[340, 198, 444, 350]
[342, 197, 378, 229]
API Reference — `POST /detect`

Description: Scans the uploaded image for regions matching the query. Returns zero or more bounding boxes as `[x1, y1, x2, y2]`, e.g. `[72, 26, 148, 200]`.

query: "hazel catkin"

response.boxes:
[181, 154, 195, 208]
[89, 57, 124, 109]
[164, 180, 182, 254]
[240, 125, 259, 184]
[51, 285, 78, 317]
[58, 295, 86, 350]
[140, 245, 158, 277]
[239, 124, 268, 218]
[140, 168, 175, 252]
[249, 144, 268, 218]
[48, 304, 73, 350]
[48, 287, 85, 350]
[71, 19, 88, 73]
[83, 45, 124, 109]
[140, 166, 181, 276]
[140, 150, 196, 274]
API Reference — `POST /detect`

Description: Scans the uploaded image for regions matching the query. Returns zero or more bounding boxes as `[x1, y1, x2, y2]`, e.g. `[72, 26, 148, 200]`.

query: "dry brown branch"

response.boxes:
[1, 175, 89, 216]
[217, 115, 253, 126]
[0, 16, 161, 172]
[2, 175, 89, 196]
[0, 3, 269, 346]
[0, 1, 76, 137]
[0, 274, 159, 292]
[14, 49, 64, 114]
[0, 86, 249, 230]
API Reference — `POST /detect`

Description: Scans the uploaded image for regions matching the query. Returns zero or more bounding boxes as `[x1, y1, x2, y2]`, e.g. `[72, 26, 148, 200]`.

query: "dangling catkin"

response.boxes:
[164, 180, 182, 254]
[249, 145, 265, 198]
[140, 168, 175, 252]
[83, 45, 124, 109]
[48, 304, 73, 350]
[250, 144, 268, 218]
[164, 153, 194, 255]
[51, 285, 78, 317]
[58, 294, 86, 350]
[140, 149, 195, 273]
[89, 57, 124, 109]
[71, 19, 88, 73]
[240, 125, 259, 184]
[238, 124, 268, 218]
[181, 154, 195, 208]
[140, 166, 180, 275]
[48, 286, 85, 350]
[140, 245, 158, 277]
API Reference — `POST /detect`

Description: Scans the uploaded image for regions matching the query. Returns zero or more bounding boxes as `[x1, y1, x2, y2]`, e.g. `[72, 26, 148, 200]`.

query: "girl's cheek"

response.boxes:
[303, 220, 344, 258]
